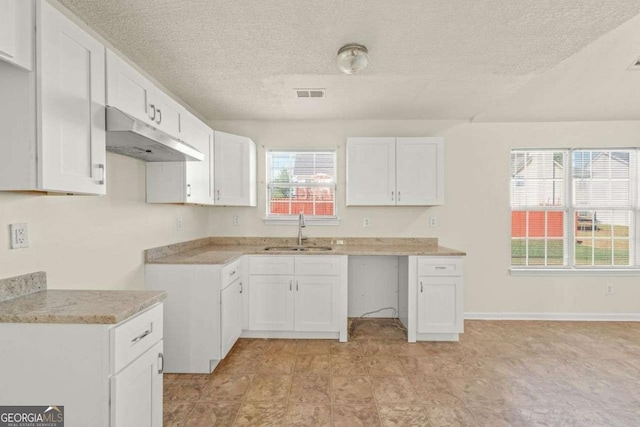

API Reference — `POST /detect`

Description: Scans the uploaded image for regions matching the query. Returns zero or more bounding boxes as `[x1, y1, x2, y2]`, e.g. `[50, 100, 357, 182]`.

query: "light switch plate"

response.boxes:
[10, 223, 29, 249]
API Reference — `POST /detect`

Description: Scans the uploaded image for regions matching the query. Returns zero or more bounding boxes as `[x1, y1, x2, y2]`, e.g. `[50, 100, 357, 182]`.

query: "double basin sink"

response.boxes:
[264, 246, 332, 252]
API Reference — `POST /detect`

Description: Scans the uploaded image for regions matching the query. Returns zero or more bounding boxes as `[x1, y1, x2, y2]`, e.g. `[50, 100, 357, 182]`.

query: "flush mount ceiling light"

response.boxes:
[336, 44, 369, 75]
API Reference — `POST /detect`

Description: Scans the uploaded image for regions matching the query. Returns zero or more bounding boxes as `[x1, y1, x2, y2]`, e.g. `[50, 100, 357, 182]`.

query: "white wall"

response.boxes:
[208, 119, 640, 316]
[0, 153, 209, 290]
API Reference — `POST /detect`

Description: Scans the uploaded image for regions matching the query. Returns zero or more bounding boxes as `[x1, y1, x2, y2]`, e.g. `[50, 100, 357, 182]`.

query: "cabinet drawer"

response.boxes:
[249, 256, 294, 275]
[111, 304, 163, 373]
[295, 256, 341, 276]
[221, 259, 242, 289]
[417, 257, 463, 276]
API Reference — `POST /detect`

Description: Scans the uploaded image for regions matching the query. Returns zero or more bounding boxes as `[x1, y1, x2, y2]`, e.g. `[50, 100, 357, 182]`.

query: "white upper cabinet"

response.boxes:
[106, 49, 184, 140]
[146, 110, 214, 204]
[0, 0, 106, 195]
[346, 137, 444, 206]
[0, 0, 33, 71]
[214, 131, 257, 206]
[346, 137, 396, 206]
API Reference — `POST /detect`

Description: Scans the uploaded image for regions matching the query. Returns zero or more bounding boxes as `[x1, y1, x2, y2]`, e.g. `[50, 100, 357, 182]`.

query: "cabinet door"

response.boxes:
[111, 340, 163, 427]
[183, 113, 214, 204]
[295, 276, 340, 332]
[152, 90, 183, 139]
[221, 280, 243, 358]
[38, 0, 106, 195]
[106, 49, 154, 125]
[248, 275, 294, 331]
[0, 0, 33, 70]
[396, 137, 444, 206]
[346, 137, 396, 206]
[417, 276, 462, 334]
[214, 131, 257, 206]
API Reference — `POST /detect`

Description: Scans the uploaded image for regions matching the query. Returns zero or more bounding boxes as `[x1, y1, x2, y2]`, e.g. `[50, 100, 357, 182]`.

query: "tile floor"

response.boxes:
[164, 318, 640, 426]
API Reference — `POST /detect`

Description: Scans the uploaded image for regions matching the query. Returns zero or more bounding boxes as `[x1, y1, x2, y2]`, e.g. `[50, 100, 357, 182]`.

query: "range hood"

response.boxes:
[105, 106, 204, 162]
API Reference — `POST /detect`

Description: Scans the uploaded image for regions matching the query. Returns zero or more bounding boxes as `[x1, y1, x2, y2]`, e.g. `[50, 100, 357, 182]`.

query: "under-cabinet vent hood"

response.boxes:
[105, 106, 204, 162]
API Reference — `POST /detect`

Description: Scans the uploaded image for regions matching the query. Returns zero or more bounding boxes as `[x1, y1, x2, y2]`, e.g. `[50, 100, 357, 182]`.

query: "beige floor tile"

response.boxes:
[245, 374, 292, 402]
[163, 401, 195, 427]
[331, 376, 375, 404]
[284, 403, 332, 427]
[409, 377, 464, 406]
[365, 355, 405, 376]
[371, 376, 418, 404]
[184, 402, 240, 426]
[295, 354, 331, 374]
[259, 353, 297, 374]
[290, 374, 331, 404]
[265, 339, 298, 355]
[297, 340, 331, 354]
[424, 404, 479, 427]
[200, 374, 253, 402]
[330, 341, 362, 355]
[378, 404, 429, 427]
[332, 405, 381, 426]
[164, 376, 208, 402]
[233, 402, 287, 426]
[331, 354, 368, 376]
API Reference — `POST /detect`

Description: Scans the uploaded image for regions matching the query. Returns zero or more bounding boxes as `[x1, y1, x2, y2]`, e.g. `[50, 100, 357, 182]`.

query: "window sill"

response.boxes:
[263, 217, 340, 226]
[509, 268, 640, 277]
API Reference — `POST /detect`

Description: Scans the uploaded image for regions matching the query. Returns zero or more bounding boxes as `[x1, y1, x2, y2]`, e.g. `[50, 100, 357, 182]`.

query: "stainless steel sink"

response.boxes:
[264, 246, 333, 252]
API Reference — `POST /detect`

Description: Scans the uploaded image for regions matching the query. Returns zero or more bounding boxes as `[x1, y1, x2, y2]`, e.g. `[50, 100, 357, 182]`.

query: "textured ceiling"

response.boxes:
[57, 0, 640, 121]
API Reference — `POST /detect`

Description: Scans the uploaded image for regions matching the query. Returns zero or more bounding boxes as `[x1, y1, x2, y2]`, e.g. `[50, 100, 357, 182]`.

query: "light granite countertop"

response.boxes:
[0, 272, 166, 324]
[146, 237, 466, 265]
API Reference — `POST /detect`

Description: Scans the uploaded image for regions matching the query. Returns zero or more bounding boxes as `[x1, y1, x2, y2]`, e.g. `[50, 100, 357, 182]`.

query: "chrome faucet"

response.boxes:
[297, 212, 307, 246]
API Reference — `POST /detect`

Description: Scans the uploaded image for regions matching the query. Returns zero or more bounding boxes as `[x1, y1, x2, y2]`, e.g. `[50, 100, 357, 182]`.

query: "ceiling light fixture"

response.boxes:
[336, 44, 369, 75]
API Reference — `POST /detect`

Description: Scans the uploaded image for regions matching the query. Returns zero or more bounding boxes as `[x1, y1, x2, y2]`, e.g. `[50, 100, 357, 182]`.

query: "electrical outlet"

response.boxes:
[10, 223, 29, 249]
[605, 284, 614, 296]
[233, 215, 240, 226]
[363, 218, 371, 227]
[429, 217, 437, 227]
[176, 218, 184, 231]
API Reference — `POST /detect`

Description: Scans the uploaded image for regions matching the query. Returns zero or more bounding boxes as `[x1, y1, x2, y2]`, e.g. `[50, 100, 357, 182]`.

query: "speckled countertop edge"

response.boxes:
[0, 289, 167, 324]
[146, 237, 466, 265]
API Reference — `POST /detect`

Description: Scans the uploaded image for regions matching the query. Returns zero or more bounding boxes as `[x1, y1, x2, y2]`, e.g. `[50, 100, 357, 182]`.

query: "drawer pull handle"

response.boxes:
[239, 282, 243, 294]
[149, 104, 156, 121]
[420, 282, 423, 293]
[97, 164, 105, 185]
[296, 280, 299, 291]
[289, 280, 292, 291]
[131, 328, 152, 344]
[158, 352, 164, 374]
[229, 270, 236, 276]
[435, 266, 447, 270]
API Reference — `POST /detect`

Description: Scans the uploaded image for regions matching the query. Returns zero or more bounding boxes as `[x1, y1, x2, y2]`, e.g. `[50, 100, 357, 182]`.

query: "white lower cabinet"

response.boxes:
[246, 256, 347, 340]
[409, 256, 464, 342]
[145, 259, 243, 373]
[0, 304, 164, 427]
[220, 276, 243, 357]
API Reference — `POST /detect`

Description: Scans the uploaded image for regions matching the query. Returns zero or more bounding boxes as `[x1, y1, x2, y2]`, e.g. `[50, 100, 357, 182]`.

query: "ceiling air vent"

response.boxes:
[295, 88, 325, 98]
[627, 56, 640, 70]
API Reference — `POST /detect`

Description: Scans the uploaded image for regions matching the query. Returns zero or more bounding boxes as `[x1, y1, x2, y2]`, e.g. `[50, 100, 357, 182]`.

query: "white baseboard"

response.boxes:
[464, 312, 640, 321]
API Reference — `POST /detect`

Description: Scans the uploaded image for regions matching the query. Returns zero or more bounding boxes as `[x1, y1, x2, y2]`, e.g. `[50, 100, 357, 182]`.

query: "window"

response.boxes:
[266, 150, 337, 219]
[510, 149, 639, 270]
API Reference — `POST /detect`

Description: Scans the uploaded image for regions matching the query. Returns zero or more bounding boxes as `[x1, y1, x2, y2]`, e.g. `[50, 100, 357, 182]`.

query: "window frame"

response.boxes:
[510, 148, 640, 274]
[264, 149, 339, 224]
